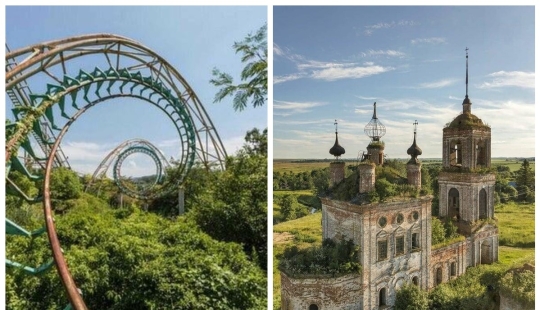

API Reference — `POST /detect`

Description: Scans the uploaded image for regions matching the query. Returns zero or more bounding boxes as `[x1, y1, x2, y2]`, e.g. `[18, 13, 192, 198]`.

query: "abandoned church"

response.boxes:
[280, 51, 499, 310]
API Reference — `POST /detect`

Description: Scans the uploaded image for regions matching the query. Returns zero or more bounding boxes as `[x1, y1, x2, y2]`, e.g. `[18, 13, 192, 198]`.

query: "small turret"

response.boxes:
[407, 120, 422, 189]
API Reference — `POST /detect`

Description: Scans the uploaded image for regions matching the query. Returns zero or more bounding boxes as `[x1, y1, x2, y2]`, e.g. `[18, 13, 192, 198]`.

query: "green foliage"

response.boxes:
[395, 284, 429, 310]
[516, 159, 534, 190]
[499, 270, 535, 308]
[367, 190, 379, 203]
[7, 194, 266, 309]
[187, 129, 267, 270]
[375, 178, 396, 201]
[428, 265, 505, 310]
[431, 217, 446, 245]
[279, 194, 295, 220]
[48, 167, 83, 200]
[443, 218, 459, 239]
[279, 238, 361, 276]
[331, 172, 358, 201]
[210, 24, 267, 111]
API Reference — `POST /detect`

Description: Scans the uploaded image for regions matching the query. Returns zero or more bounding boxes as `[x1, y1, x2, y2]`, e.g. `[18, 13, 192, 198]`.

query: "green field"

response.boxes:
[273, 161, 334, 173]
[273, 201, 534, 309]
[496, 202, 535, 247]
[274, 158, 534, 173]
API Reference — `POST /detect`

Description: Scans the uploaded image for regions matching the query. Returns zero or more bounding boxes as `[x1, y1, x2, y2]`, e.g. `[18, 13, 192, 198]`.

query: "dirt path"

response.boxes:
[273, 232, 294, 244]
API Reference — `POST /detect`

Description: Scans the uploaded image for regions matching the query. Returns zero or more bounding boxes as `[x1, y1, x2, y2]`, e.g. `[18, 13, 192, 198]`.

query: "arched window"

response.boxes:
[379, 288, 387, 306]
[481, 239, 493, 264]
[448, 188, 460, 220]
[309, 304, 318, 310]
[479, 188, 487, 219]
[412, 276, 419, 286]
[450, 141, 462, 166]
[476, 142, 486, 166]
[436, 267, 443, 285]
[377, 231, 388, 261]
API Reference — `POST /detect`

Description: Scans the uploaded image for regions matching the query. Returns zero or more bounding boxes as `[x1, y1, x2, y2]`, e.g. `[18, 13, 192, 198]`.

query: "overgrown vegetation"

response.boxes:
[279, 238, 361, 277]
[395, 284, 429, 310]
[6, 128, 268, 309]
[499, 269, 535, 308]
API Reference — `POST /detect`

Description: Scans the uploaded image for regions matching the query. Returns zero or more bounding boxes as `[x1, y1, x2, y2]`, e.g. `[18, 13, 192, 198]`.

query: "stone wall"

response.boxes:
[281, 273, 363, 310]
[407, 162, 422, 188]
[358, 163, 375, 194]
[429, 240, 469, 289]
[330, 161, 345, 185]
[442, 127, 491, 169]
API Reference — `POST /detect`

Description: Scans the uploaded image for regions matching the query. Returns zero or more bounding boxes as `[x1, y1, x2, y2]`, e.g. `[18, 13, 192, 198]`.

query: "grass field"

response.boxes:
[274, 158, 534, 173]
[273, 212, 322, 310]
[273, 201, 535, 309]
[496, 202, 535, 247]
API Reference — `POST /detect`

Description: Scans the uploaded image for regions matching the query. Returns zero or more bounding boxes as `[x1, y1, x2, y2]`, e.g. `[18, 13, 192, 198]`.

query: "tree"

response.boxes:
[210, 23, 267, 111]
[188, 128, 268, 270]
[431, 217, 446, 245]
[516, 159, 534, 201]
[279, 194, 295, 220]
[6, 194, 266, 309]
[395, 284, 429, 310]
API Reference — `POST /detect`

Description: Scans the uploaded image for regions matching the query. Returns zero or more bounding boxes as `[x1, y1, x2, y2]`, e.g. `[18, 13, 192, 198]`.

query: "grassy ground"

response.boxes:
[491, 158, 535, 172]
[496, 202, 535, 247]
[273, 161, 331, 173]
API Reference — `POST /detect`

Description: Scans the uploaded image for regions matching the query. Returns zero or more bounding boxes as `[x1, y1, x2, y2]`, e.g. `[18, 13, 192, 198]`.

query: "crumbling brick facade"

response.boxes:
[280, 84, 498, 309]
[329, 162, 345, 185]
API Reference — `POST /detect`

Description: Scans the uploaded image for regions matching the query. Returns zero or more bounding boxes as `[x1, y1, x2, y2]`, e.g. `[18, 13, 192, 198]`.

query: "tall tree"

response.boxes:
[210, 23, 267, 111]
[516, 159, 535, 202]
[516, 159, 534, 189]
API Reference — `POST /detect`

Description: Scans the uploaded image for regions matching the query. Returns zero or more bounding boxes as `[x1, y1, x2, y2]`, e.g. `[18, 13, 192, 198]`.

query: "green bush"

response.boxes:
[499, 270, 534, 308]
[395, 284, 429, 310]
[6, 196, 266, 309]
[279, 238, 361, 276]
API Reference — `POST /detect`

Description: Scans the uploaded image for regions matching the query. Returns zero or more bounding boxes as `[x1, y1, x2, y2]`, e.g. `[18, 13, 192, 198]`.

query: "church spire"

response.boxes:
[463, 48, 472, 113]
[466, 47, 469, 97]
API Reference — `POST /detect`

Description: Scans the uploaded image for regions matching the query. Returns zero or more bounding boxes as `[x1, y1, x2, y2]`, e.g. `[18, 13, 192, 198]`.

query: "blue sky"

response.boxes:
[5, 6, 267, 176]
[273, 6, 535, 160]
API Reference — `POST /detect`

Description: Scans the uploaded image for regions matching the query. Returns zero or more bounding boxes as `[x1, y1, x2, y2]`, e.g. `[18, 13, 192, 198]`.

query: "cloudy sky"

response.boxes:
[6, 6, 267, 176]
[273, 6, 535, 160]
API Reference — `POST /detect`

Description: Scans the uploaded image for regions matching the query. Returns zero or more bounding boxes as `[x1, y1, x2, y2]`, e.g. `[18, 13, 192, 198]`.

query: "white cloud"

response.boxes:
[274, 100, 327, 114]
[311, 64, 394, 81]
[417, 78, 458, 89]
[477, 71, 534, 89]
[362, 20, 418, 36]
[356, 95, 378, 100]
[274, 44, 396, 84]
[274, 73, 305, 84]
[411, 37, 446, 44]
[360, 50, 405, 58]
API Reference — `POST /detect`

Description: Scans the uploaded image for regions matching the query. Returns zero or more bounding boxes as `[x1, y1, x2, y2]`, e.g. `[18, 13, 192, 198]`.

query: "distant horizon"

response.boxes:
[274, 156, 536, 161]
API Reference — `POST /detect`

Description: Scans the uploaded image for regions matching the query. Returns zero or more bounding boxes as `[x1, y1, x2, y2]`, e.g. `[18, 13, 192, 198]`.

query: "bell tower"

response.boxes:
[438, 49, 496, 235]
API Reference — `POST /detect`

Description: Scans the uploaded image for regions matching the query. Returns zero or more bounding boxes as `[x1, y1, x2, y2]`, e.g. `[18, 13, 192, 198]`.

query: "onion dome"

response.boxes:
[407, 120, 422, 164]
[329, 120, 345, 159]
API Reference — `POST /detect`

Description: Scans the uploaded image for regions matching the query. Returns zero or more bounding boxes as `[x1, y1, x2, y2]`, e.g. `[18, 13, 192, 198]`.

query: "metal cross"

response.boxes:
[334, 119, 338, 133]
